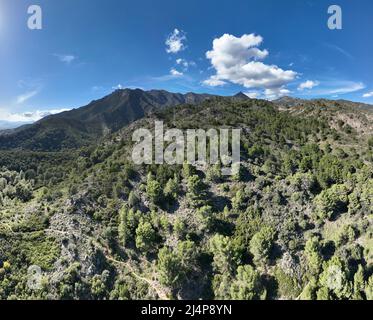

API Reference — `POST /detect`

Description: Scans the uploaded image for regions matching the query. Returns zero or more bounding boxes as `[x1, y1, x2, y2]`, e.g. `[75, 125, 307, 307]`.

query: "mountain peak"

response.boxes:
[0, 89, 217, 151]
[274, 96, 299, 102]
[233, 92, 250, 100]
[274, 96, 304, 107]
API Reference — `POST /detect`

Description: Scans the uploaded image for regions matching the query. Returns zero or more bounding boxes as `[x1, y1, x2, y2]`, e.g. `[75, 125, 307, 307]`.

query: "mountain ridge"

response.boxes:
[0, 89, 372, 151]
[0, 91, 372, 300]
[0, 89, 217, 151]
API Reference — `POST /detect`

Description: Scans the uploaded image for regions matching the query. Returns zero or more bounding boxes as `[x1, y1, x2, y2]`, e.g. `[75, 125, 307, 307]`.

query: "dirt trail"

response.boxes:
[48, 227, 171, 300]
[2, 221, 170, 300]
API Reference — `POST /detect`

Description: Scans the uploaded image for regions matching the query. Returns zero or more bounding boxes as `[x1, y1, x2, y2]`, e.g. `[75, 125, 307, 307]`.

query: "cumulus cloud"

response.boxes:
[0, 108, 70, 123]
[54, 54, 76, 64]
[16, 90, 39, 104]
[244, 88, 291, 101]
[166, 29, 187, 54]
[264, 88, 291, 100]
[170, 68, 183, 76]
[298, 80, 320, 91]
[203, 76, 226, 87]
[363, 91, 373, 98]
[203, 33, 297, 99]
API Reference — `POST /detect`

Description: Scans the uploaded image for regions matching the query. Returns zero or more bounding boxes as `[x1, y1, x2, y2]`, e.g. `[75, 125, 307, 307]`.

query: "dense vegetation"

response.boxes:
[0, 96, 372, 300]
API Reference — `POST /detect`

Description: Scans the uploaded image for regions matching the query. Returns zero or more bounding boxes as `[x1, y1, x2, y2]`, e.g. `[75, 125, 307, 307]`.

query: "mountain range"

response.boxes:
[0, 89, 371, 151]
[0, 87, 372, 301]
[0, 89, 241, 151]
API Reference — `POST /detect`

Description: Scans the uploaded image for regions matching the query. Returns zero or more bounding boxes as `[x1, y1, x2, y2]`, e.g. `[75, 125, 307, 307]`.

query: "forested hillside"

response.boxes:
[0, 89, 215, 151]
[0, 96, 372, 300]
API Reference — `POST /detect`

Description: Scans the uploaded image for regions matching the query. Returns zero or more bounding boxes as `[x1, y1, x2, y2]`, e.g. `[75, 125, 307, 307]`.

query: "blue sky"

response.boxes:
[0, 0, 373, 123]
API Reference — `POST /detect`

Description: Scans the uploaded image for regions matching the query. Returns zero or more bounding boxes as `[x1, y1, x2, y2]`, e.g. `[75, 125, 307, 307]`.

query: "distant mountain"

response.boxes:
[1, 89, 371, 151]
[273, 96, 305, 108]
[0, 120, 33, 130]
[0, 89, 216, 151]
[274, 96, 373, 111]
[273, 96, 373, 137]
[232, 92, 251, 101]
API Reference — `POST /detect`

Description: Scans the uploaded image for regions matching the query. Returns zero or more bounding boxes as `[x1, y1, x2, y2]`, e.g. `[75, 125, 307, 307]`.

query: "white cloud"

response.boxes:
[166, 29, 186, 54]
[322, 82, 365, 95]
[0, 108, 70, 123]
[202, 76, 226, 86]
[170, 68, 183, 76]
[176, 58, 195, 69]
[112, 84, 123, 90]
[325, 44, 354, 60]
[298, 80, 320, 91]
[54, 54, 76, 64]
[16, 90, 39, 104]
[203, 33, 297, 99]
[363, 92, 373, 98]
[264, 88, 291, 100]
[297, 80, 365, 97]
[176, 58, 189, 69]
[244, 91, 260, 99]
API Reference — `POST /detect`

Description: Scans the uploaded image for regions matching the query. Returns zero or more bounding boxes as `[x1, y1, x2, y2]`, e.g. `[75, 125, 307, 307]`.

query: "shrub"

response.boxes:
[157, 247, 183, 289]
[313, 184, 349, 221]
[230, 265, 266, 300]
[135, 219, 157, 252]
[249, 226, 276, 265]
[146, 179, 163, 204]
